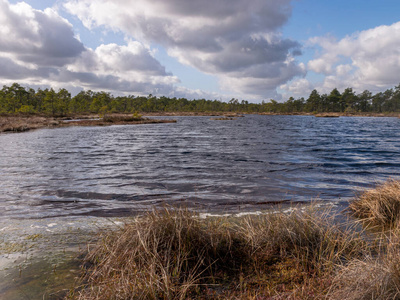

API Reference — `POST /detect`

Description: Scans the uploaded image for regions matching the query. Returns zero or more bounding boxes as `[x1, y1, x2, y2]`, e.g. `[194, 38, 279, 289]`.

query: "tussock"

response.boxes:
[67, 206, 367, 299]
[349, 179, 400, 228]
[239, 206, 365, 274]
[328, 230, 400, 300]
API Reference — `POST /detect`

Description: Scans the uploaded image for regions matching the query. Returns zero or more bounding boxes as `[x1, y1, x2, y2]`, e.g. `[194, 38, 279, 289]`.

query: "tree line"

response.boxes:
[1, 83, 400, 116]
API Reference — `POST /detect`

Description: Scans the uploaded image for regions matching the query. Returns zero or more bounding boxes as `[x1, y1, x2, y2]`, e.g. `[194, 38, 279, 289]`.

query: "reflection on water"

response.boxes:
[1, 115, 400, 218]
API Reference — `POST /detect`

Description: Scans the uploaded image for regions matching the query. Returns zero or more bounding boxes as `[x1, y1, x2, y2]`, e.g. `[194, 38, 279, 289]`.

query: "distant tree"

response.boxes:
[326, 88, 341, 112]
[372, 92, 385, 113]
[43, 88, 56, 116]
[56, 88, 71, 116]
[34, 88, 47, 113]
[357, 90, 372, 112]
[341, 87, 357, 112]
[305, 89, 321, 112]
[381, 89, 394, 112]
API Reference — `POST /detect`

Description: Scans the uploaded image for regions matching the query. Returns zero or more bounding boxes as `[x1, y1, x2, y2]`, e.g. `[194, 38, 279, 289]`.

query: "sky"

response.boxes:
[1, 0, 400, 102]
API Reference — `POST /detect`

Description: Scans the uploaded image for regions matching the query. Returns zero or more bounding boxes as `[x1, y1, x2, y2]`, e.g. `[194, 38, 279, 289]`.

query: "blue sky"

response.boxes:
[2, 0, 400, 102]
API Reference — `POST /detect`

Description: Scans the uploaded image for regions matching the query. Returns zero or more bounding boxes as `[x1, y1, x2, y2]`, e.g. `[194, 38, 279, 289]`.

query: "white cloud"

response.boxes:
[67, 41, 179, 86]
[0, 0, 185, 97]
[0, 0, 84, 67]
[307, 21, 400, 93]
[64, 0, 304, 98]
[280, 78, 312, 98]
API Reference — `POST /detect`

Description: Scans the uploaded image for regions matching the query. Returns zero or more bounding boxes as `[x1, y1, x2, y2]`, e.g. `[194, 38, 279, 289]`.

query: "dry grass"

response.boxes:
[0, 115, 59, 132]
[65, 179, 400, 299]
[66, 206, 368, 299]
[348, 179, 400, 228]
[239, 206, 365, 274]
[327, 179, 400, 299]
[102, 114, 144, 123]
[328, 230, 400, 300]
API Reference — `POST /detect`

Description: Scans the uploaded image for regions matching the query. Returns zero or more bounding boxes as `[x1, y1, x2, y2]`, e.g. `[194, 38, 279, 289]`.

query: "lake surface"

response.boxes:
[1, 115, 400, 219]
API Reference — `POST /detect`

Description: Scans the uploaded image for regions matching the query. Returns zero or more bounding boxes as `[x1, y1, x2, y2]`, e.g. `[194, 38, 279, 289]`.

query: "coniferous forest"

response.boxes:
[1, 82, 400, 116]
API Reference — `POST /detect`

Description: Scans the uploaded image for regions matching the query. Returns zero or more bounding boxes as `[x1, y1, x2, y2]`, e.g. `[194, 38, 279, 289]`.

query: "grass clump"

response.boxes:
[328, 230, 400, 300]
[239, 207, 365, 274]
[330, 178, 400, 299]
[68, 206, 367, 299]
[349, 179, 400, 228]
[102, 114, 144, 123]
[69, 209, 247, 299]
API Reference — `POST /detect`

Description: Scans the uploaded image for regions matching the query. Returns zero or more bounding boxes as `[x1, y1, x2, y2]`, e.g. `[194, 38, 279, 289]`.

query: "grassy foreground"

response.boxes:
[64, 180, 400, 299]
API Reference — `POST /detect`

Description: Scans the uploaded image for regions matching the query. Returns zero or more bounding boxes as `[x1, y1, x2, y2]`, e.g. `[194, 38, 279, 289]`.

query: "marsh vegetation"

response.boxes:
[64, 179, 400, 299]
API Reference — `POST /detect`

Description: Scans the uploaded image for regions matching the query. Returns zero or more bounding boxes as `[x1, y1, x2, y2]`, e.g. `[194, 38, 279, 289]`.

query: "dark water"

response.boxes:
[1, 115, 399, 218]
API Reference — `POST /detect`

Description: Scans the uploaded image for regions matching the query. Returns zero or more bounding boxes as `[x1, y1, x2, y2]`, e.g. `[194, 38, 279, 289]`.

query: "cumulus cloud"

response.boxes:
[306, 21, 400, 93]
[0, 0, 84, 66]
[279, 77, 312, 98]
[67, 41, 180, 91]
[280, 21, 400, 98]
[64, 0, 304, 98]
[0, 0, 185, 97]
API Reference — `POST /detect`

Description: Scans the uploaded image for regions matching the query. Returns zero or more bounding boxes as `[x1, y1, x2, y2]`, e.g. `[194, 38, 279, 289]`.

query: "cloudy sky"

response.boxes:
[1, 0, 400, 102]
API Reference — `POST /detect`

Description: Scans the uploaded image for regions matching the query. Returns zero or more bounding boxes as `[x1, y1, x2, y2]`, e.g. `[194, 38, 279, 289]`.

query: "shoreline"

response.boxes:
[1, 111, 399, 134]
[0, 114, 176, 134]
[0, 181, 398, 298]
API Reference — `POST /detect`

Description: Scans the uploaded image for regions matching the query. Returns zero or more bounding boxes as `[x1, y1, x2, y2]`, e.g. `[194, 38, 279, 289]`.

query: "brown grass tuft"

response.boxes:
[328, 230, 400, 300]
[239, 206, 366, 275]
[67, 206, 368, 299]
[348, 179, 400, 228]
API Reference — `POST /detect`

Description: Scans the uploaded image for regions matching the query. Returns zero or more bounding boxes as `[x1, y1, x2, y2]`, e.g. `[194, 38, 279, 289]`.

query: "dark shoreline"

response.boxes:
[144, 111, 400, 117]
[0, 114, 176, 134]
[1, 111, 399, 134]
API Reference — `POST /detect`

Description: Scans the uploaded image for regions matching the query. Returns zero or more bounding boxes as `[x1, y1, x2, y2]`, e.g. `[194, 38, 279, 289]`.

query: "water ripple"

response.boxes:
[1, 115, 400, 218]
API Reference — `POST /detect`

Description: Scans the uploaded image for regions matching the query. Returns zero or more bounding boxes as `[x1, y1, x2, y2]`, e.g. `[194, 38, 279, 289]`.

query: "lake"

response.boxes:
[1, 114, 400, 298]
[1, 114, 399, 219]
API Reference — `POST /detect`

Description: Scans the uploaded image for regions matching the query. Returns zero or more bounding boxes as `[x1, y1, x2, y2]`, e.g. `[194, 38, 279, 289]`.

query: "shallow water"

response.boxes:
[0, 216, 122, 299]
[1, 115, 399, 219]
